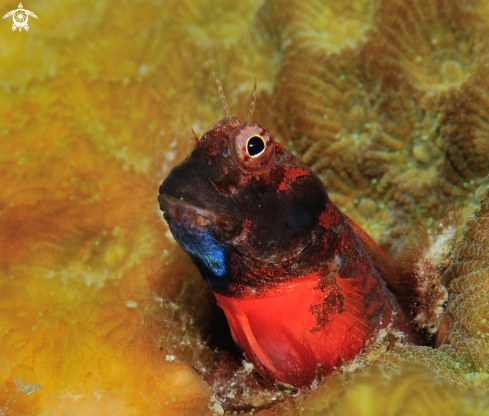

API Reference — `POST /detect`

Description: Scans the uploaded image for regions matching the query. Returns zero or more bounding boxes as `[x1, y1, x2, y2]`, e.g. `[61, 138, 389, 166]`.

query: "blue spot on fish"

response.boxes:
[177, 228, 227, 277]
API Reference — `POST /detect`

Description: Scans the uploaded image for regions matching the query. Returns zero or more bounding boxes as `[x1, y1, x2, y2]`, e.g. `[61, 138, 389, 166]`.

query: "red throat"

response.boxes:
[214, 272, 393, 386]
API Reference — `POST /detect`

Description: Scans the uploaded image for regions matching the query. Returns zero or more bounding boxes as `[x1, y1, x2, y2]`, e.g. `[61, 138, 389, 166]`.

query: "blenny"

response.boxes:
[158, 76, 413, 387]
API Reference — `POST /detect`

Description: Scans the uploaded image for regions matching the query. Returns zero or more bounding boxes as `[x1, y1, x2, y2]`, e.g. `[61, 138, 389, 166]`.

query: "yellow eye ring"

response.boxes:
[246, 135, 266, 158]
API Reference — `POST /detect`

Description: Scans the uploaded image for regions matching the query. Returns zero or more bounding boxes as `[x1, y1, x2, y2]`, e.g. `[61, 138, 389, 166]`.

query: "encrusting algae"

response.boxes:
[0, 0, 489, 414]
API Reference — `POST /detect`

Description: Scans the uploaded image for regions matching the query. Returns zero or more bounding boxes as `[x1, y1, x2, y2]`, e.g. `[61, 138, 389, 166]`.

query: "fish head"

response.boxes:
[158, 113, 328, 294]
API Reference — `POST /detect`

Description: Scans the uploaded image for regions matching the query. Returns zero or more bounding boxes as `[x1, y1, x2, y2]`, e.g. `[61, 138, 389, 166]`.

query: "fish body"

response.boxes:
[158, 78, 411, 386]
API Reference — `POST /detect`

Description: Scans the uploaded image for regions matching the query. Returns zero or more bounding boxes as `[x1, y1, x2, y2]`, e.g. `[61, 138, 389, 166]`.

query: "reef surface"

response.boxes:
[0, 0, 488, 414]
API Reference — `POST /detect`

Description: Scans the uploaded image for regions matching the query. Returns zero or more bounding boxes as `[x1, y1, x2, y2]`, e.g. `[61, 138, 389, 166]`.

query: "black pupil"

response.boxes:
[247, 136, 265, 156]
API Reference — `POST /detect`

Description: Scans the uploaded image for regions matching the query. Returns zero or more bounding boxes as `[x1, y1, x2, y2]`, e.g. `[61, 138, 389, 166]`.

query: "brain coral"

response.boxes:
[1, 0, 489, 415]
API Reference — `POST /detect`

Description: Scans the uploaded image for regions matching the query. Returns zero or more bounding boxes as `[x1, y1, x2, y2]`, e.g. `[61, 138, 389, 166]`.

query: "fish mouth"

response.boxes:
[159, 194, 218, 228]
[158, 193, 238, 238]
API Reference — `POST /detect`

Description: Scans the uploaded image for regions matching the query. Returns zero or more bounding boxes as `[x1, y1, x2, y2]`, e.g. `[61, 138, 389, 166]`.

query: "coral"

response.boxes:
[1, 0, 489, 414]
[439, 187, 489, 374]
[0, 0, 272, 413]
[0, 266, 214, 415]
[265, 0, 489, 250]
[301, 364, 489, 416]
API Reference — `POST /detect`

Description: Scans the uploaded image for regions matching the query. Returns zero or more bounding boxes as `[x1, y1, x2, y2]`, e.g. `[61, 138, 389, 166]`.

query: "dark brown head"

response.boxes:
[158, 75, 329, 295]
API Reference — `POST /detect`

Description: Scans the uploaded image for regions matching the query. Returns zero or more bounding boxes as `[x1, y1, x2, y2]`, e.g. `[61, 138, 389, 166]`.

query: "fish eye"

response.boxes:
[233, 126, 275, 173]
[246, 135, 266, 157]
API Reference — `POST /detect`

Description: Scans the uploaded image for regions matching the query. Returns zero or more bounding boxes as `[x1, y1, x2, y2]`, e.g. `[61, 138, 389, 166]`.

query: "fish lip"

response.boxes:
[158, 193, 218, 228]
[158, 193, 237, 236]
